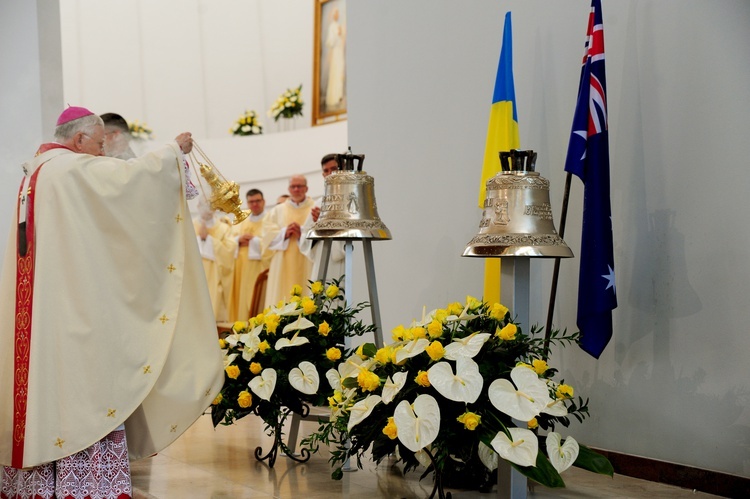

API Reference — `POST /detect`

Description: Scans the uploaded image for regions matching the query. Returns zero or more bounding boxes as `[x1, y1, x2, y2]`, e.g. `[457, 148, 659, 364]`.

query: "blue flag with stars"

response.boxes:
[564, 0, 617, 358]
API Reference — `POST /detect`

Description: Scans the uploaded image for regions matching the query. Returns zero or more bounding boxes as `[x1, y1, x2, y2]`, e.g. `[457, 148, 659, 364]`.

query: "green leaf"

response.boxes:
[342, 377, 359, 389]
[574, 445, 614, 476]
[511, 452, 565, 488]
[361, 343, 378, 358]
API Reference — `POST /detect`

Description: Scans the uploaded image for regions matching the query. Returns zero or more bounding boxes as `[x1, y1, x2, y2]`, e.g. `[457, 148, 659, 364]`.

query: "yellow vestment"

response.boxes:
[229, 211, 271, 321]
[0, 143, 223, 468]
[194, 217, 237, 322]
[261, 198, 315, 307]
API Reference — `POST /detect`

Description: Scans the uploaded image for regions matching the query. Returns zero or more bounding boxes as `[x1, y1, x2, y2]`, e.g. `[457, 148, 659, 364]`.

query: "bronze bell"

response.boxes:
[463, 149, 572, 258]
[307, 148, 391, 240]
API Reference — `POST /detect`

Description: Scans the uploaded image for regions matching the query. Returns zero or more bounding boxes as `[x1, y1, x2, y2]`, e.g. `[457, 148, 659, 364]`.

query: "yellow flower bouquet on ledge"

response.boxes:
[230, 110, 263, 136]
[128, 120, 153, 140]
[211, 279, 374, 467]
[303, 297, 613, 494]
[268, 84, 304, 122]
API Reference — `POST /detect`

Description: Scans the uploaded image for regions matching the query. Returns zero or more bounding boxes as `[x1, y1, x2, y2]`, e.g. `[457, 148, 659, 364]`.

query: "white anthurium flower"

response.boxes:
[488, 366, 552, 421]
[241, 334, 261, 361]
[414, 308, 440, 327]
[340, 356, 377, 379]
[394, 394, 441, 452]
[347, 395, 382, 431]
[542, 399, 569, 417]
[222, 352, 238, 368]
[478, 441, 499, 471]
[443, 332, 491, 360]
[326, 368, 342, 391]
[288, 361, 320, 395]
[546, 432, 579, 474]
[224, 332, 241, 348]
[282, 315, 315, 334]
[394, 338, 430, 364]
[239, 324, 263, 343]
[274, 331, 310, 350]
[248, 368, 277, 401]
[427, 357, 483, 403]
[272, 301, 303, 316]
[381, 372, 408, 405]
[490, 427, 539, 468]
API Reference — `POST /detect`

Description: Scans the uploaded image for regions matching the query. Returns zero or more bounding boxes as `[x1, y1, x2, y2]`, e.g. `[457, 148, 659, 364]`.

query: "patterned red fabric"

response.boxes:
[1, 430, 131, 499]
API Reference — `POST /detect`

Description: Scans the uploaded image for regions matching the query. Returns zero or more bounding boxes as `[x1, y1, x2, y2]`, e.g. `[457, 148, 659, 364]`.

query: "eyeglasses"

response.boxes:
[82, 133, 105, 151]
[289, 184, 307, 189]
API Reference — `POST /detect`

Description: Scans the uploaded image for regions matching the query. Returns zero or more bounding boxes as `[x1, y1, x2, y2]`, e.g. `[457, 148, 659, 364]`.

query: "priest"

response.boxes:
[0, 107, 224, 499]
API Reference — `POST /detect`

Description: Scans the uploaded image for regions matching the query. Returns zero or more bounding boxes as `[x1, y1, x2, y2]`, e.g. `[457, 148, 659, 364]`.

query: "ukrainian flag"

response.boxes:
[479, 12, 520, 304]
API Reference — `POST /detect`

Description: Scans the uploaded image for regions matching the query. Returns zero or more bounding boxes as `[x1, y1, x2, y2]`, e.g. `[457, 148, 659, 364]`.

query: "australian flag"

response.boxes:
[564, 0, 617, 358]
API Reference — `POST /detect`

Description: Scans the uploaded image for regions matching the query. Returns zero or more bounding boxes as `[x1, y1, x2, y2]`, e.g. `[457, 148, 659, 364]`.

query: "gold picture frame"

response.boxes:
[312, 0, 347, 125]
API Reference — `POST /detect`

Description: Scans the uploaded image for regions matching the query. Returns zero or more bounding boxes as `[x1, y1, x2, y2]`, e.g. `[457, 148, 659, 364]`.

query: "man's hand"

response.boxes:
[239, 234, 253, 247]
[311, 206, 321, 223]
[285, 222, 301, 240]
[175, 132, 193, 154]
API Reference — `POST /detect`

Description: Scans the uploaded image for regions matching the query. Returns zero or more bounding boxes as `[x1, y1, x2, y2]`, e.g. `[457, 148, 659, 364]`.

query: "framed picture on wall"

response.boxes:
[313, 0, 347, 125]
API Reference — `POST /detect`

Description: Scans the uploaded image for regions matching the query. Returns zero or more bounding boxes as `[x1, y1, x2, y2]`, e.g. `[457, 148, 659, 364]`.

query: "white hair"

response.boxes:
[54, 114, 104, 141]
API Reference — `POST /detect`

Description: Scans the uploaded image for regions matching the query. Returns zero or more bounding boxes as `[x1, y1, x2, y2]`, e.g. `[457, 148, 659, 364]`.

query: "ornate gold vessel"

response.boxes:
[463, 149, 572, 258]
[307, 148, 391, 240]
[190, 142, 248, 225]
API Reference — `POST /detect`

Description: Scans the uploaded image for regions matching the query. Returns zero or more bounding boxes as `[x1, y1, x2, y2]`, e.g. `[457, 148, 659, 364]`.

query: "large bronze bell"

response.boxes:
[307, 148, 391, 240]
[463, 149, 572, 258]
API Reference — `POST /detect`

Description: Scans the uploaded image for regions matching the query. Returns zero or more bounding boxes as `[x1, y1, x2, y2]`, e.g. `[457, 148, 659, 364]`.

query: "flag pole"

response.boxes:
[543, 172, 572, 358]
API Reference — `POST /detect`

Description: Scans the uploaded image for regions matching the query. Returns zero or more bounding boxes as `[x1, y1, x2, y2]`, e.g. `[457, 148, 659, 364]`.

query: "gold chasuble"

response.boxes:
[229, 212, 270, 321]
[0, 143, 224, 469]
[262, 198, 315, 308]
[194, 217, 238, 322]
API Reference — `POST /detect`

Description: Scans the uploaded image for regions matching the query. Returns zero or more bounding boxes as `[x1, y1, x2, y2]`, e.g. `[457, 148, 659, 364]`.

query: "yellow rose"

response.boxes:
[325, 284, 339, 299]
[357, 370, 381, 392]
[318, 321, 331, 336]
[496, 323, 518, 341]
[328, 390, 344, 408]
[290, 295, 301, 303]
[447, 302, 463, 316]
[457, 411, 482, 430]
[212, 393, 223, 405]
[375, 347, 392, 365]
[218, 338, 227, 349]
[401, 327, 414, 341]
[556, 384, 574, 399]
[382, 417, 398, 440]
[466, 295, 482, 310]
[527, 418, 539, 430]
[290, 284, 303, 296]
[411, 326, 427, 340]
[250, 362, 262, 374]
[425, 341, 445, 361]
[490, 303, 510, 320]
[433, 309, 449, 323]
[264, 314, 280, 334]
[311, 281, 324, 295]
[427, 320, 443, 339]
[391, 324, 406, 341]
[258, 340, 271, 353]
[414, 370, 431, 387]
[237, 390, 253, 408]
[516, 362, 532, 370]
[326, 347, 342, 361]
[233, 321, 247, 332]
[300, 297, 317, 315]
[532, 359, 549, 375]
[225, 365, 240, 379]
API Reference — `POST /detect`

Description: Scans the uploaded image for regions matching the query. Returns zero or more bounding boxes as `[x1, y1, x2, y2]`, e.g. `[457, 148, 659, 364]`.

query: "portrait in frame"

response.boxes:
[313, 0, 347, 125]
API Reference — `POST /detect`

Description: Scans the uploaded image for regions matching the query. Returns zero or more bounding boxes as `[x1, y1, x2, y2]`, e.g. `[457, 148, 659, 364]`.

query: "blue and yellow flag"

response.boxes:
[479, 12, 520, 304]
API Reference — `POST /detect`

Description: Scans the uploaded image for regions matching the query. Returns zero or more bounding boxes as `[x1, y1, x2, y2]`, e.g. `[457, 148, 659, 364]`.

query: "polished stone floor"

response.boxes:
[131, 414, 723, 498]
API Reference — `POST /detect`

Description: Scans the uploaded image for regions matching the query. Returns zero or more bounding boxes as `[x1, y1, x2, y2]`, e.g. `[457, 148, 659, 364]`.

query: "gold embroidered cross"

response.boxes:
[54, 438, 64, 448]
[167, 264, 176, 273]
[143, 365, 152, 374]
[159, 314, 169, 324]
[107, 409, 116, 418]
[205, 388, 212, 396]
[170, 425, 178, 433]
[175, 214, 183, 223]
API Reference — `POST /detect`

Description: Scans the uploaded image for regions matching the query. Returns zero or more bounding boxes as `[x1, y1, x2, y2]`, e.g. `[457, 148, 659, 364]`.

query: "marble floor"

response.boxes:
[131, 414, 723, 499]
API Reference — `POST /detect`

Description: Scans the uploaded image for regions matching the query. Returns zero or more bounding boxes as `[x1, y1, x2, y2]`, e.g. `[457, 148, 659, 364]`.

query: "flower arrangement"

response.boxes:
[230, 110, 263, 136]
[303, 297, 612, 493]
[268, 85, 304, 122]
[211, 279, 375, 466]
[128, 120, 153, 140]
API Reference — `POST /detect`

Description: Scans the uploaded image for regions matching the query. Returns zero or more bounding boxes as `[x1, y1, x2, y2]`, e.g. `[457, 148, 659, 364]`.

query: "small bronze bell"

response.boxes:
[463, 149, 572, 258]
[307, 148, 391, 240]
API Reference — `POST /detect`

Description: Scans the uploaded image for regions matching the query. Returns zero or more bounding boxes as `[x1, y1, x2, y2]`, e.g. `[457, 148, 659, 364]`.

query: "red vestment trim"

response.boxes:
[12, 165, 44, 469]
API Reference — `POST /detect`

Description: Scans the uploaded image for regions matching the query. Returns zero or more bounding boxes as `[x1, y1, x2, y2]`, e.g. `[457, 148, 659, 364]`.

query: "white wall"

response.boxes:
[347, 0, 750, 477]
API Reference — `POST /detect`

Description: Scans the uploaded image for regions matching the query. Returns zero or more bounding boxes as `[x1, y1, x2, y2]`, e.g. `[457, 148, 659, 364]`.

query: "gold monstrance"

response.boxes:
[189, 141, 248, 225]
